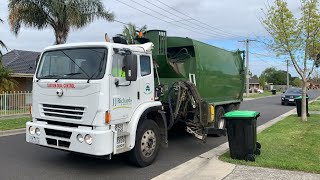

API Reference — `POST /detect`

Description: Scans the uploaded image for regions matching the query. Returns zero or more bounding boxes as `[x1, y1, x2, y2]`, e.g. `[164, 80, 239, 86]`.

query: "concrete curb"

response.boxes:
[0, 128, 25, 137]
[153, 97, 320, 180]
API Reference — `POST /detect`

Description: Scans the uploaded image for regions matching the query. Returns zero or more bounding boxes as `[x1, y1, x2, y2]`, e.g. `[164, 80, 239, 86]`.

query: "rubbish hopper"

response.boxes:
[295, 96, 309, 117]
[272, 89, 276, 95]
[224, 111, 261, 162]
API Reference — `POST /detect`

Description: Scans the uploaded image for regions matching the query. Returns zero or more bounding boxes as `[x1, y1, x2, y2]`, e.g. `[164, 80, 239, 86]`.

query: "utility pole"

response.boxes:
[239, 39, 256, 97]
[286, 60, 289, 90]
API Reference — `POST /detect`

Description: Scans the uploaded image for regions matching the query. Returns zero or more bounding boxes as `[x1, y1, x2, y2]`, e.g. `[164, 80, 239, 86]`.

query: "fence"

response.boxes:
[0, 91, 32, 117]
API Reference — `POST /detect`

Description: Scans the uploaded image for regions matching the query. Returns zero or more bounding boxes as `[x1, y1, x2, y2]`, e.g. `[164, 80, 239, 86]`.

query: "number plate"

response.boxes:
[289, 99, 294, 102]
[29, 136, 40, 144]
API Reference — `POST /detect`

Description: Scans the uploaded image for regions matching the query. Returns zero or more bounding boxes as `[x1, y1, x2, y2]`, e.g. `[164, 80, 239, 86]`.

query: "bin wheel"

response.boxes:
[255, 148, 261, 155]
[256, 142, 261, 149]
[245, 154, 255, 162]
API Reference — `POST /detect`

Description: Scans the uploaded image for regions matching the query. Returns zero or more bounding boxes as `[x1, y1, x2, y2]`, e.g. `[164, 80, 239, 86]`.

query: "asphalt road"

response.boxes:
[1, 90, 319, 180]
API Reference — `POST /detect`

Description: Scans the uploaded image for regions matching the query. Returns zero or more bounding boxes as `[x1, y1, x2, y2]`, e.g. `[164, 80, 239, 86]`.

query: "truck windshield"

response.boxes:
[36, 48, 107, 80]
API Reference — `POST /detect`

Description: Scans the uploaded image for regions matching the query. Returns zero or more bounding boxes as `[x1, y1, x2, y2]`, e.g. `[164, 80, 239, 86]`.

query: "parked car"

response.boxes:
[281, 88, 308, 105]
[249, 88, 264, 94]
[256, 88, 264, 94]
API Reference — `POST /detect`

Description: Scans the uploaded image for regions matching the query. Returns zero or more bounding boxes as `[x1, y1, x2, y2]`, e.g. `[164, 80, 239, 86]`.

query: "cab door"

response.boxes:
[138, 55, 154, 103]
[109, 49, 140, 123]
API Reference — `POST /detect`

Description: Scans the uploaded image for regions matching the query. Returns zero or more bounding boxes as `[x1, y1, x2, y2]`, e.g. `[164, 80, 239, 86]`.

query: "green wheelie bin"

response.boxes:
[224, 111, 261, 162]
[295, 96, 309, 117]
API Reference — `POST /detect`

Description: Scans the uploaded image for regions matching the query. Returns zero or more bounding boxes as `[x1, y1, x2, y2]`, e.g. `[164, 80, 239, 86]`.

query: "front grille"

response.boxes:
[46, 138, 70, 148]
[45, 128, 72, 139]
[285, 95, 295, 99]
[46, 138, 57, 146]
[58, 140, 70, 148]
[42, 104, 85, 120]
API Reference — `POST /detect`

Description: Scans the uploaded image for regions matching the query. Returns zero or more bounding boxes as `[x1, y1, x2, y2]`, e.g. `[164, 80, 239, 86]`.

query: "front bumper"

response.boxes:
[26, 121, 114, 156]
[281, 97, 296, 104]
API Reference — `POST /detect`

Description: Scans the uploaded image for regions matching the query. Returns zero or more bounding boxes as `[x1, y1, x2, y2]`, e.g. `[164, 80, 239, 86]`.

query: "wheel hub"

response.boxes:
[141, 130, 156, 158]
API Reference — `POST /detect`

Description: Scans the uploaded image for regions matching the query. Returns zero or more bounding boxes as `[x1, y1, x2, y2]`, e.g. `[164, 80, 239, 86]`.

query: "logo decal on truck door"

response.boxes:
[112, 97, 132, 110]
[144, 83, 152, 94]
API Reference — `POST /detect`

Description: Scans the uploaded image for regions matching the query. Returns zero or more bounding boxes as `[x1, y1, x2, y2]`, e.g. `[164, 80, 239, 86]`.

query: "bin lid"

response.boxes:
[294, 96, 309, 100]
[224, 111, 260, 118]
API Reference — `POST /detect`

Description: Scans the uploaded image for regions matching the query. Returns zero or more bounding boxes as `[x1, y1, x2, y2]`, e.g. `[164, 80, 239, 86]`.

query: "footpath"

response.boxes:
[153, 99, 319, 180]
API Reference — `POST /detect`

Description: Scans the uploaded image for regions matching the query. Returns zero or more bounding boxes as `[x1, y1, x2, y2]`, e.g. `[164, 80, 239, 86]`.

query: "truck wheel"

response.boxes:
[129, 120, 160, 167]
[226, 104, 236, 112]
[234, 103, 240, 110]
[211, 106, 226, 137]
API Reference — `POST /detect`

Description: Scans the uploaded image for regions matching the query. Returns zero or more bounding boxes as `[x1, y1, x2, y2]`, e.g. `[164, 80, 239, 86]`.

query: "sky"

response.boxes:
[0, 0, 304, 77]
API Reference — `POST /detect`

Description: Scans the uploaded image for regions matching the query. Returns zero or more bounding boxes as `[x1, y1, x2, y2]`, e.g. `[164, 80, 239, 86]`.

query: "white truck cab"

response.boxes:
[26, 42, 168, 167]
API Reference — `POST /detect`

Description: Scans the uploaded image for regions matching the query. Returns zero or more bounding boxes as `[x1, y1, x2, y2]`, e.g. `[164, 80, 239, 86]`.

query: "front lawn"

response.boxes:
[247, 91, 273, 98]
[309, 100, 320, 111]
[220, 115, 320, 174]
[0, 117, 30, 131]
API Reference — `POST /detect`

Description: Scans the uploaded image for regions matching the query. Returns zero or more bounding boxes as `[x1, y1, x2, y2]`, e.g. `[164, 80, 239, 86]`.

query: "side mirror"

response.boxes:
[124, 54, 138, 81]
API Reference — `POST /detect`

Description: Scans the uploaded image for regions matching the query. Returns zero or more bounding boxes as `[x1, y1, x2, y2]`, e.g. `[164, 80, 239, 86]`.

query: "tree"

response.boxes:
[262, 0, 320, 121]
[260, 67, 290, 85]
[292, 77, 302, 87]
[259, 76, 266, 90]
[121, 23, 147, 44]
[8, 0, 114, 44]
[0, 18, 8, 57]
[0, 64, 17, 92]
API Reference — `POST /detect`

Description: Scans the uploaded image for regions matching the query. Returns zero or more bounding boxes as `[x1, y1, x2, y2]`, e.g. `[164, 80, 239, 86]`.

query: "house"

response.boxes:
[1, 50, 40, 91]
[249, 78, 262, 92]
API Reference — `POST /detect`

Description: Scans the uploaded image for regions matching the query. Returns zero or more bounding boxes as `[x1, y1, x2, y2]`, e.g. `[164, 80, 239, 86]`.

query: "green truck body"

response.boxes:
[144, 30, 245, 106]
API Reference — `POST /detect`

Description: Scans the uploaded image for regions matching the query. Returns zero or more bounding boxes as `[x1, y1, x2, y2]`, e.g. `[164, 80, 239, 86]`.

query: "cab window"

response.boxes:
[112, 50, 126, 77]
[140, 56, 151, 76]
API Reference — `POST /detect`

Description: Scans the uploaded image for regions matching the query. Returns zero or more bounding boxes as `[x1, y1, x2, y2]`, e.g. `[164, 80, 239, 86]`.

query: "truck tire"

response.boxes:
[234, 103, 240, 110]
[129, 120, 160, 167]
[226, 104, 236, 112]
[213, 106, 225, 137]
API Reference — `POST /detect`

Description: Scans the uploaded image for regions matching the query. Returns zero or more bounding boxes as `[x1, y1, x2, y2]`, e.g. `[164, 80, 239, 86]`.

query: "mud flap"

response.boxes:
[205, 127, 227, 136]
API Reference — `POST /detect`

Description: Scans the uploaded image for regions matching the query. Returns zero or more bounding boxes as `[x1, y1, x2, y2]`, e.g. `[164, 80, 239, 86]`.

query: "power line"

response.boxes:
[155, 0, 244, 39]
[117, 0, 230, 39]
[140, 0, 236, 39]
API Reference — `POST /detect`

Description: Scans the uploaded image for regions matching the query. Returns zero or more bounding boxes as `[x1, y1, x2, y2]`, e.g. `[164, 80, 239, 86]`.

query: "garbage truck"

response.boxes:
[26, 30, 245, 167]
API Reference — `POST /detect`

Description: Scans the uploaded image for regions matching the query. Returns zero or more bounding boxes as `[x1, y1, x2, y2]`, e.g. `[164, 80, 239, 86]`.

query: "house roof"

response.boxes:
[1, 50, 40, 75]
[249, 78, 260, 84]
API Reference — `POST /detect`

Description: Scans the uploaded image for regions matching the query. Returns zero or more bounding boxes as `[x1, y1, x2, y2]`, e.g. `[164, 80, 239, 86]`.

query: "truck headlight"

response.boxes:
[35, 128, 41, 136]
[77, 134, 84, 143]
[84, 134, 92, 145]
[29, 126, 36, 135]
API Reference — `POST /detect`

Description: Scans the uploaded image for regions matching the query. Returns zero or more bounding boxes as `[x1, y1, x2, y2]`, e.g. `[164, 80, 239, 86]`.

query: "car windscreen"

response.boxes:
[286, 88, 302, 94]
[36, 48, 107, 80]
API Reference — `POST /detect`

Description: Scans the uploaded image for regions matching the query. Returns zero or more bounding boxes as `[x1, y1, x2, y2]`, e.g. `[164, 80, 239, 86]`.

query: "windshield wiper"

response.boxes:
[64, 72, 82, 76]
[54, 73, 83, 82]
[41, 75, 59, 78]
[87, 51, 106, 83]
[54, 51, 90, 83]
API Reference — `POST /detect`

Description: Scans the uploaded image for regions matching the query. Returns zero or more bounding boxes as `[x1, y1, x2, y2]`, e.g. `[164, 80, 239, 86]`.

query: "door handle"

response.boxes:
[137, 91, 140, 100]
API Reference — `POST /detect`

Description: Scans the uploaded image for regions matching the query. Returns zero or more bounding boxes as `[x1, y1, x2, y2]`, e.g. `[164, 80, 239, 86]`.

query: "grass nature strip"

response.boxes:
[220, 115, 320, 174]
[0, 117, 30, 131]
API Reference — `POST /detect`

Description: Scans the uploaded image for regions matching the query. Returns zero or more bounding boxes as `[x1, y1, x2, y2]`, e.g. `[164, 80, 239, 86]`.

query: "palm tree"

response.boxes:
[122, 23, 147, 44]
[0, 64, 17, 92]
[8, 0, 114, 44]
[0, 18, 8, 57]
